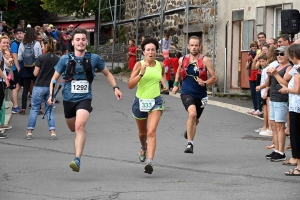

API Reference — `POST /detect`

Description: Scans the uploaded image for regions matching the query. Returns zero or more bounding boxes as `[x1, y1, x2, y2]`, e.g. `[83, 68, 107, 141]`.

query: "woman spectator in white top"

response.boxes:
[279, 44, 300, 175]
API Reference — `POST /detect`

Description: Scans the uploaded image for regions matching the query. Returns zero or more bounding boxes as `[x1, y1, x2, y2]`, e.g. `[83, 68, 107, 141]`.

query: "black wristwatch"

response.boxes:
[113, 86, 120, 91]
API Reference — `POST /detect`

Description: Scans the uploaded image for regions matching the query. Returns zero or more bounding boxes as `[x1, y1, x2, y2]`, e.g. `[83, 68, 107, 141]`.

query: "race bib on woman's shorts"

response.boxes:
[139, 99, 155, 112]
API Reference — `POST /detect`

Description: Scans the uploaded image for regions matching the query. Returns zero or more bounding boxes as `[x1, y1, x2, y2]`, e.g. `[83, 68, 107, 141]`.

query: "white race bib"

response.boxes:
[71, 80, 89, 93]
[139, 99, 155, 112]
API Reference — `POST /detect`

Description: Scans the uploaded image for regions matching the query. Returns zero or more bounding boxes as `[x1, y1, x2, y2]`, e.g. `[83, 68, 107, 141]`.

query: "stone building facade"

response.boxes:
[124, 0, 217, 59]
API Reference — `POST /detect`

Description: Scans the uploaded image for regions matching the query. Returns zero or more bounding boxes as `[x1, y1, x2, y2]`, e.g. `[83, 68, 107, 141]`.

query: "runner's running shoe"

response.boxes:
[70, 158, 80, 172]
[139, 148, 146, 162]
[144, 162, 153, 174]
[184, 142, 193, 154]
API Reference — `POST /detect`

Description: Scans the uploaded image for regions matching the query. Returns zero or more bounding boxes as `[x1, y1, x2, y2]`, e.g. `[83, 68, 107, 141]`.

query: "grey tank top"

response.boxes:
[269, 65, 290, 102]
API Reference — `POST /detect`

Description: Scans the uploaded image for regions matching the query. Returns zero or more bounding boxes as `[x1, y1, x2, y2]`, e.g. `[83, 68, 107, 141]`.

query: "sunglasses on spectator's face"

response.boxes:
[276, 52, 285, 56]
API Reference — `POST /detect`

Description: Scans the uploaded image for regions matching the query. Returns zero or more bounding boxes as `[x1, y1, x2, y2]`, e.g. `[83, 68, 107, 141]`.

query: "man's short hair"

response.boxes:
[71, 28, 87, 39]
[188, 36, 201, 44]
[269, 38, 277, 44]
[278, 34, 290, 42]
[257, 32, 266, 38]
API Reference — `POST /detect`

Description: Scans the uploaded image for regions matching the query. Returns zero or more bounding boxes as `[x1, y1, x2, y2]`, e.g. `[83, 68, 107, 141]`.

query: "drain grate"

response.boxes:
[242, 135, 272, 141]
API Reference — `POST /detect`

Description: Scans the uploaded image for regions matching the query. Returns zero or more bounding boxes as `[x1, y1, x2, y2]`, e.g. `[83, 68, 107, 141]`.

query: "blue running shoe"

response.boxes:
[69, 158, 80, 172]
[12, 106, 21, 114]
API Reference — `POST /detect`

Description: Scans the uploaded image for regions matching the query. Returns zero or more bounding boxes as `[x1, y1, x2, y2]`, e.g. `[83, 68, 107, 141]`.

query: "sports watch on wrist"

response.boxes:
[113, 86, 120, 91]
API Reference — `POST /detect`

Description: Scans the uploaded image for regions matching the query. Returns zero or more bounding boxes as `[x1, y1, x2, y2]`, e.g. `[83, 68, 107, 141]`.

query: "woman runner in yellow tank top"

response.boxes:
[128, 37, 167, 174]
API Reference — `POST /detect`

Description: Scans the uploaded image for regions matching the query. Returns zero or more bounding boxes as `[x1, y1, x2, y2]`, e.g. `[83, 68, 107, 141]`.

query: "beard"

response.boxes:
[190, 51, 199, 56]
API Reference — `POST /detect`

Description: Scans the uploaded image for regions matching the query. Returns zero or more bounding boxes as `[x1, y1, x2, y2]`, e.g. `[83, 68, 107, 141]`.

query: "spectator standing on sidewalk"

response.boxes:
[265, 46, 292, 162]
[127, 39, 137, 71]
[10, 28, 24, 114]
[25, 38, 59, 140]
[246, 41, 260, 115]
[267, 38, 278, 48]
[0, 36, 12, 138]
[16, 28, 42, 115]
[255, 53, 271, 136]
[277, 34, 290, 47]
[279, 43, 300, 175]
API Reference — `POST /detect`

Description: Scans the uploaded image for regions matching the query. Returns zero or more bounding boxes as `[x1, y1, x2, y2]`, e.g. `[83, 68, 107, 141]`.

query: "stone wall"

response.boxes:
[124, 0, 217, 59]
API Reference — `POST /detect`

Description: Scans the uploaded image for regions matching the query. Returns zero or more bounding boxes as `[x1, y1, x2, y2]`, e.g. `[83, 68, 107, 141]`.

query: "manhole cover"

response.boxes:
[242, 135, 272, 141]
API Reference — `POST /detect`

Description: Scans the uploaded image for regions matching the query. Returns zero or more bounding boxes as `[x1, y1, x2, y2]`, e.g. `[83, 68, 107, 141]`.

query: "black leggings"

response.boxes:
[0, 82, 5, 109]
[290, 112, 300, 159]
[20, 78, 31, 109]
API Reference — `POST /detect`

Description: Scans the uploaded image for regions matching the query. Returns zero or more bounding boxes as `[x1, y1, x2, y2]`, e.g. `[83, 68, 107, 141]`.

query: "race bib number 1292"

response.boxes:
[71, 80, 89, 93]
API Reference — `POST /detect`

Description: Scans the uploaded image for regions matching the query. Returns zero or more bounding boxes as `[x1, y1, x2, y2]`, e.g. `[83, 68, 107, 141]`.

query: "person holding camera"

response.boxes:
[246, 41, 261, 116]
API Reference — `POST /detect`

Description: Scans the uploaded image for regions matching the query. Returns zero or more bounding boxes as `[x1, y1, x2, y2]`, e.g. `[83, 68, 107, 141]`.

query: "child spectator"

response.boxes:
[169, 51, 182, 90]
[256, 53, 272, 136]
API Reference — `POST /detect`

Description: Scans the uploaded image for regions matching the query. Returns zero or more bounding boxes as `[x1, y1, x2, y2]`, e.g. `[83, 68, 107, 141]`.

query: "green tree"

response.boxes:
[41, 0, 123, 21]
[2, 0, 52, 28]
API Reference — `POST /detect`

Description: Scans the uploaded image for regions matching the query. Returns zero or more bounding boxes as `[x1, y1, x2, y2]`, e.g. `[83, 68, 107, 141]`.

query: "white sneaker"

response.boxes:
[266, 129, 273, 136]
[259, 130, 268, 136]
[255, 128, 262, 133]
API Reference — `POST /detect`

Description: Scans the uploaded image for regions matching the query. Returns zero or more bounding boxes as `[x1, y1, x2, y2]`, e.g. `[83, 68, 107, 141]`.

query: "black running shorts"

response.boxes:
[180, 94, 204, 119]
[63, 99, 92, 119]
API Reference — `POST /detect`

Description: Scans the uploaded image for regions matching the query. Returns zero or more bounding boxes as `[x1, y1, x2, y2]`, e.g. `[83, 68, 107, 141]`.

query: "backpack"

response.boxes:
[22, 41, 36, 67]
[179, 54, 207, 81]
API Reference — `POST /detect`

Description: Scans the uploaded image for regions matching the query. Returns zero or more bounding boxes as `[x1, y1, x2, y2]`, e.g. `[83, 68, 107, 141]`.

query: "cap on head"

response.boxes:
[14, 28, 24, 34]
[275, 46, 287, 52]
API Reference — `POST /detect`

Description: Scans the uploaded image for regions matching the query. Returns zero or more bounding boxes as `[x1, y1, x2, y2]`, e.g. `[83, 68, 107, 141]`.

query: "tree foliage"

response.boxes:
[2, 0, 52, 28]
[41, 0, 123, 21]
[0, 0, 8, 9]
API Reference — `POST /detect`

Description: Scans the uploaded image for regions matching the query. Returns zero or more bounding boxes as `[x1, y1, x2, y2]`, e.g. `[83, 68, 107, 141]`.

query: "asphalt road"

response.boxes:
[0, 73, 299, 200]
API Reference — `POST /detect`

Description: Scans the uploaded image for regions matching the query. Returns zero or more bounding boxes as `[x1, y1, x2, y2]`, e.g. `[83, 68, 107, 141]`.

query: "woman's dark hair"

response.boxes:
[23, 28, 36, 44]
[45, 38, 55, 53]
[141, 37, 159, 51]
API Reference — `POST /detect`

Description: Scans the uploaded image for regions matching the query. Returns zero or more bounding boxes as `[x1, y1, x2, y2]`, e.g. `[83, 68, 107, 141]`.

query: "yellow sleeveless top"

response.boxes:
[136, 60, 162, 99]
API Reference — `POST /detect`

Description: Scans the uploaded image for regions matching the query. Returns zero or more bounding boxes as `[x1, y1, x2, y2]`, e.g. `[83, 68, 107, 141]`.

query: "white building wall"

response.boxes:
[216, 0, 300, 93]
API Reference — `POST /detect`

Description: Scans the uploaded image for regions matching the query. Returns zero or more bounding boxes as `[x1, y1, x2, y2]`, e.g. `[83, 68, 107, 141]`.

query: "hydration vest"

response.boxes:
[179, 54, 207, 81]
[64, 52, 94, 83]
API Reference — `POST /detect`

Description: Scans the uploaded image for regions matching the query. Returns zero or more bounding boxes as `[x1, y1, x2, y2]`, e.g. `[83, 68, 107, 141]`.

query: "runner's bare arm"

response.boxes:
[128, 61, 143, 89]
[160, 62, 167, 89]
[171, 57, 182, 94]
[101, 67, 122, 100]
[203, 56, 217, 86]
